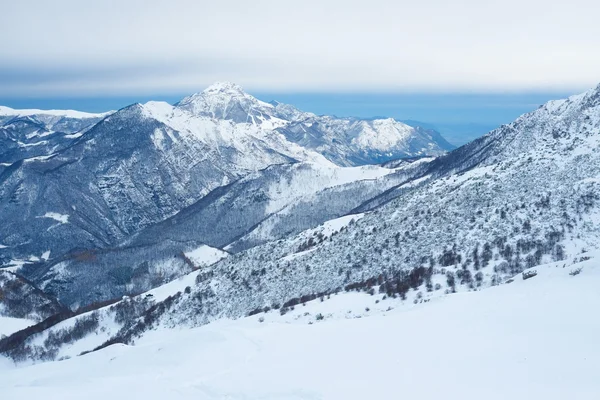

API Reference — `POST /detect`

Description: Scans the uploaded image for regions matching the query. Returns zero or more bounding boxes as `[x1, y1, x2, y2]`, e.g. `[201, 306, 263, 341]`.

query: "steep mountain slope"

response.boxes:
[2, 252, 598, 400]
[0, 270, 66, 322]
[24, 160, 431, 307]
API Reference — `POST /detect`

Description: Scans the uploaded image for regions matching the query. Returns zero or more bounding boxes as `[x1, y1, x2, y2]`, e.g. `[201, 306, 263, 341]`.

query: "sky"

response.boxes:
[1, 0, 599, 144]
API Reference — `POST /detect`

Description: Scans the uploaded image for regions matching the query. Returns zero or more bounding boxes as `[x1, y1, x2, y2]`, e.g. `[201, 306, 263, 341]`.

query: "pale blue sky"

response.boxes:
[1, 0, 597, 145]
[2, 0, 599, 96]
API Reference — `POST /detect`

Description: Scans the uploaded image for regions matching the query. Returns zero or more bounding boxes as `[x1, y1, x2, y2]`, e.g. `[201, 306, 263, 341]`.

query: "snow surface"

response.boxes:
[263, 164, 395, 214]
[183, 245, 228, 268]
[37, 212, 69, 224]
[0, 317, 35, 337]
[22, 154, 56, 163]
[307, 213, 364, 237]
[63, 132, 84, 139]
[1, 256, 598, 399]
[3, 261, 29, 271]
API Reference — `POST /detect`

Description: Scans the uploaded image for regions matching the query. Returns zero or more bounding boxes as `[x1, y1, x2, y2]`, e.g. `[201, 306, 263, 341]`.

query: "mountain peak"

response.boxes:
[175, 82, 275, 122]
[202, 81, 246, 94]
[586, 82, 600, 101]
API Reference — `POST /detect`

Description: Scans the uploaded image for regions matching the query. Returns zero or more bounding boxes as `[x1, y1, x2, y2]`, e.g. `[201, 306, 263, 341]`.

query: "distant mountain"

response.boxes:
[0, 107, 110, 164]
[0, 100, 326, 269]
[0, 106, 111, 128]
[176, 82, 454, 165]
[402, 119, 498, 147]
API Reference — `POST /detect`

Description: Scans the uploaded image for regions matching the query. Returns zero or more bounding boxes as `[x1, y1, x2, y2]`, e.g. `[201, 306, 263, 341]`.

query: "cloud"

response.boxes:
[2, 0, 600, 96]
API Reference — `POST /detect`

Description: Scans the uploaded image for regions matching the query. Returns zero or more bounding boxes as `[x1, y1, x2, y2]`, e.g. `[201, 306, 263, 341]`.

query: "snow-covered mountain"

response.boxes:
[2, 249, 599, 399]
[0, 106, 111, 131]
[0, 83, 451, 300]
[0, 100, 323, 269]
[0, 107, 110, 164]
[3, 83, 600, 367]
[177, 82, 455, 165]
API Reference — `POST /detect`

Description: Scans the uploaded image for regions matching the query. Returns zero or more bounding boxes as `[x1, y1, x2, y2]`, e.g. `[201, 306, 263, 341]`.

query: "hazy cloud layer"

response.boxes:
[2, 0, 600, 96]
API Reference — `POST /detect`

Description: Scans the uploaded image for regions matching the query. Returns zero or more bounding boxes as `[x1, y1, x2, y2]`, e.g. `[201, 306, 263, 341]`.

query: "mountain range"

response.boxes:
[0, 82, 453, 307]
[2, 83, 600, 379]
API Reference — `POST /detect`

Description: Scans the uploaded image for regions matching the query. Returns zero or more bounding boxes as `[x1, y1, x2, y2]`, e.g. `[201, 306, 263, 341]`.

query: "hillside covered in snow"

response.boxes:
[1, 84, 600, 400]
[1, 253, 598, 400]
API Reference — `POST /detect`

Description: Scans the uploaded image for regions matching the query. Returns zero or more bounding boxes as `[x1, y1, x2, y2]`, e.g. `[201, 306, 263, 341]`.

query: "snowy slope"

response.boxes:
[184, 245, 228, 267]
[0, 317, 35, 337]
[1, 255, 598, 400]
[2, 85, 600, 400]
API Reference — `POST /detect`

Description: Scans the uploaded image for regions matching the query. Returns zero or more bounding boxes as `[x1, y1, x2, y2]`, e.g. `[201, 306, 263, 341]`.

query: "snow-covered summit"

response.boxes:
[175, 82, 454, 164]
[175, 81, 277, 123]
[202, 81, 248, 94]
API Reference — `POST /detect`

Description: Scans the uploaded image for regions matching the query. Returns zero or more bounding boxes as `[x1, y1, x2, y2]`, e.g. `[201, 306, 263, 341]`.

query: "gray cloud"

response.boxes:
[2, 0, 599, 96]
